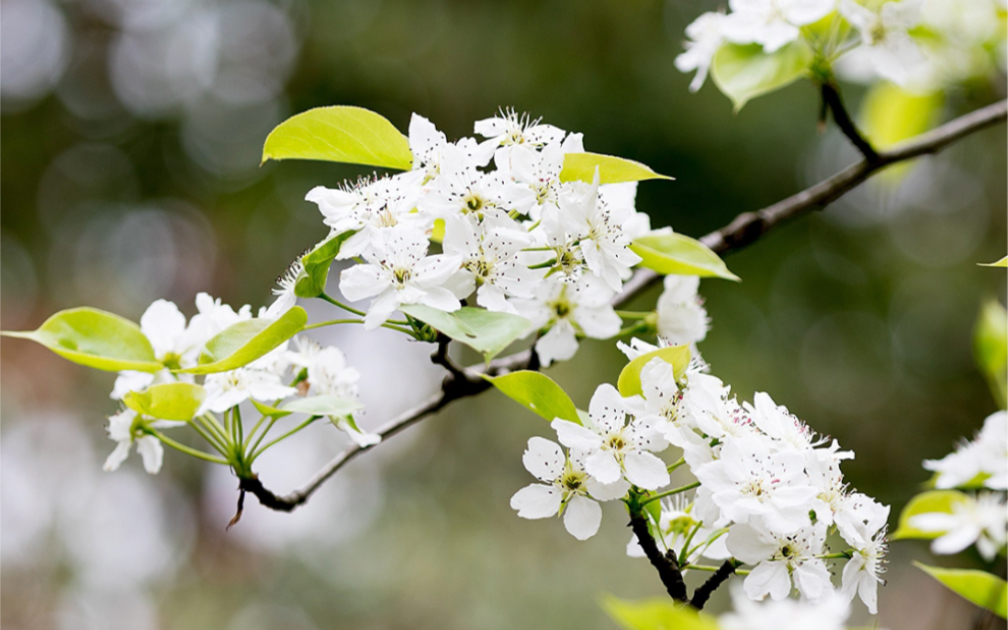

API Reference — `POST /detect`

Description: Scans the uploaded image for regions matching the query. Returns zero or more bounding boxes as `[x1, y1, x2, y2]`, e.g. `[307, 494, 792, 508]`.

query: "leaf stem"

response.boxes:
[319, 292, 367, 317]
[250, 415, 321, 462]
[146, 429, 229, 465]
[616, 310, 653, 320]
[641, 481, 701, 507]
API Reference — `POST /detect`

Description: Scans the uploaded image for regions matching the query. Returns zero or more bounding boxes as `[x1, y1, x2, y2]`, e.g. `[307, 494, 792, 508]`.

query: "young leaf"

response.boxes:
[980, 256, 1008, 268]
[399, 304, 532, 361]
[601, 595, 722, 630]
[261, 106, 413, 170]
[1, 307, 162, 373]
[295, 230, 357, 298]
[618, 345, 691, 398]
[180, 307, 308, 375]
[891, 490, 971, 540]
[630, 233, 739, 281]
[974, 300, 1007, 409]
[560, 153, 672, 185]
[486, 371, 581, 424]
[123, 383, 206, 421]
[915, 563, 1008, 619]
[282, 395, 363, 417]
[710, 41, 813, 111]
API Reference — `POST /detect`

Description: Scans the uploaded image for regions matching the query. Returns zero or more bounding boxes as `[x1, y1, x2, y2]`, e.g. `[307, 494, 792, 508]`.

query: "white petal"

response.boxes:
[623, 451, 671, 490]
[103, 441, 132, 472]
[510, 484, 562, 519]
[563, 495, 602, 540]
[535, 321, 579, 366]
[135, 436, 164, 474]
[551, 419, 601, 451]
[585, 449, 622, 485]
[522, 437, 564, 482]
[339, 264, 387, 302]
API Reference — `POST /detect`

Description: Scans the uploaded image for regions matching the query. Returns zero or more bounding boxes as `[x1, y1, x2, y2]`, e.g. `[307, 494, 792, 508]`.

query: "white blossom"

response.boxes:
[103, 409, 166, 475]
[551, 384, 670, 490]
[264, 258, 302, 319]
[840, 525, 888, 614]
[656, 275, 709, 347]
[728, 520, 833, 601]
[510, 437, 628, 540]
[839, 0, 924, 86]
[339, 226, 464, 329]
[909, 492, 1008, 561]
[719, 587, 852, 630]
[924, 410, 1007, 490]
[676, 12, 729, 92]
[722, 0, 837, 52]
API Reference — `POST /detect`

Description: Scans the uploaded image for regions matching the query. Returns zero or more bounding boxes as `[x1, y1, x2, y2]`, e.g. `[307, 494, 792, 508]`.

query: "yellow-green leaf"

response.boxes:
[486, 371, 581, 424]
[630, 233, 739, 281]
[710, 41, 813, 111]
[261, 106, 413, 170]
[295, 230, 357, 299]
[860, 82, 943, 150]
[974, 300, 1008, 409]
[618, 345, 691, 398]
[180, 307, 308, 375]
[560, 152, 672, 184]
[601, 595, 722, 630]
[400, 305, 532, 362]
[980, 256, 1008, 268]
[2, 307, 162, 373]
[892, 490, 971, 540]
[915, 563, 1008, 619]
[123, 383, 206, 421]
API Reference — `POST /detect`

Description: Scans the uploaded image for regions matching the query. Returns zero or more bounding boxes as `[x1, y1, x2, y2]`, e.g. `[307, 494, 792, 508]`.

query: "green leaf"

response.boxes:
[601, 595, 722, 630]
[180, 307, 308, 375]
[261, 106, 413, 170]
[486, 371, 581, 424]
[282, 395, 363, 417]
[295, 230, 357, 298]
[980, 256, 1008, 268]
[892, 490, 971, 540]
[860, 82, 943, 150]
[710, 41, 813, 111]
[560, 152, 672, 185]
[630, 233, 739, 281]
[915, 563, 1008, 619]
[974, 300, 1008, 409]
[2, 307, 162, 373]
[399, 305, 532, 361]
[618, 345, 691, 398]
[123, 383, 206, 421]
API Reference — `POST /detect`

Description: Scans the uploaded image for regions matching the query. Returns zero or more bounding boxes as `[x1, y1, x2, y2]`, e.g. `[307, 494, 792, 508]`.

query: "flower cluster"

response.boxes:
[909, 410, 1007, 561]
[104, 295, 367, 475]
[303, 110, 654, 366]
[677, 0, 1007, 94]
[511, 338, 890, 613]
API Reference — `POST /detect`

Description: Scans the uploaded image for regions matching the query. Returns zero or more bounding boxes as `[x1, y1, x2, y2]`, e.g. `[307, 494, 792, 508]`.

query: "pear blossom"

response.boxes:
[722, 0, 836, 52]
[503, 134, 584, 220]
[551, 172, 642, 292]
[551, 384, 670, 490]
[694, 433, 819, 531]
[306, 171, 428, 260]
[264, 258, 303, 319]
[339, 226, 464, 330]
[655, 275, 709, 346]
[924, 410, 1007, 490]
[510, 437, 629, 540]
[201, 367, 297, 414]
[441, 214, 540, 313]
[475, 108, 565, 153]
[514, 275, 621, 367]
[719, 588, 852, 630]
[728, 520, 833, 601]
[626, 494, 731, 562]
[839, 0, 924, 86]
[909, 492, 1008, 561]
[103, 409, 166, 475]
[840, 525, 888, 614]
[676, 12, 729, 92]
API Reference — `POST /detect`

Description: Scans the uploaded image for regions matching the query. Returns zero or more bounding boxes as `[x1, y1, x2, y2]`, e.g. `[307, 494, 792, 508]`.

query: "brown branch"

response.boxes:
[240, 98, 1007, 513]
[689, 559, 740, 609]
[628, 511, 688, 601]
[822, 82, 879, 162]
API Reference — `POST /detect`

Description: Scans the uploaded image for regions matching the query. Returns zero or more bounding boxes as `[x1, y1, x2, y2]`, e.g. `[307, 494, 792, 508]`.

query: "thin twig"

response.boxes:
[239, 99, 1007, 513]
[821, 81, 879, 162]
[628, 511, 688, 601]
[689, 559, 740, 609]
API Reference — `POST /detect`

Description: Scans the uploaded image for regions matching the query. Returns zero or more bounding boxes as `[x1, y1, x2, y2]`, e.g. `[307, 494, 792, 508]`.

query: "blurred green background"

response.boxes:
[1, 1, 1005, 629]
